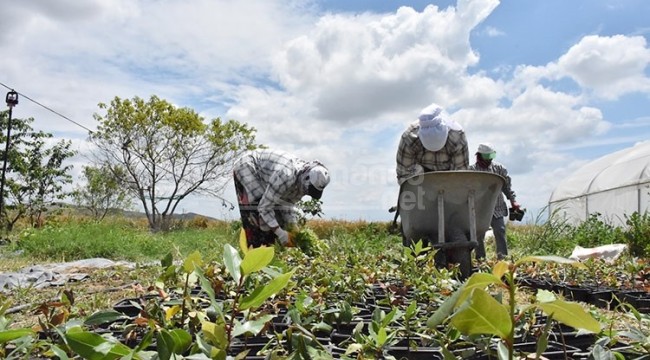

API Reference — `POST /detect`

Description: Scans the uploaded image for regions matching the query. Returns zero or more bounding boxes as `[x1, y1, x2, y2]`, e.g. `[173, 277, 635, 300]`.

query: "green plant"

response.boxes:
[572, 213, 625, 248]
[0, 111, 76, 232]
[90, 95, 259, 232]
[624, 212, 650, 257]
[297, 198, 325, 225]
[510, 207, 577, 256]
[427, 256, 601, 360]
[291, 227, 323, 256]
[0, 301, 37, 358]
[344, 306, 402, 359]
[194, 244, 295, 358]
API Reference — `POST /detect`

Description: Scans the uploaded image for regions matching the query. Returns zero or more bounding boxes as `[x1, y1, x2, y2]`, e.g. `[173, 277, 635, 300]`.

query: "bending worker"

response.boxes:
[233, 149, 330, 248]
[396, 103, 469, 185]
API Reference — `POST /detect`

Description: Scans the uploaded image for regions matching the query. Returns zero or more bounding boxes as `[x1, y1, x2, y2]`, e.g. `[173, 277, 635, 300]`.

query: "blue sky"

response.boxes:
[0, 0, 649, 222]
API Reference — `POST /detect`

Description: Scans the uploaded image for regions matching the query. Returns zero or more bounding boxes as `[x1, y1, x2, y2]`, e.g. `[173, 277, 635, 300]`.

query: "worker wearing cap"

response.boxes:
[469, 143, 521, 260]
[233, 149, 330, 248]
[396, 103, 469, 185]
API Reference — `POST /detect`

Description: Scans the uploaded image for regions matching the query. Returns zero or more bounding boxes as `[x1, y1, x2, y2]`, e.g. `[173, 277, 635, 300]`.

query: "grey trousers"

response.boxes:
[476, 216, 507, 260]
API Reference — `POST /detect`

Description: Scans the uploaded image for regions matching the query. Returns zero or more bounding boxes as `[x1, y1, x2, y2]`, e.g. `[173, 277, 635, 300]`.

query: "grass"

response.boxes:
[9, 217, 238, 264]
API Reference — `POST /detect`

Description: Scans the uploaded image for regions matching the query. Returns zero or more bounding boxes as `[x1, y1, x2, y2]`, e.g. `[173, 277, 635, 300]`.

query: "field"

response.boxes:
[1, 214, 649, 359]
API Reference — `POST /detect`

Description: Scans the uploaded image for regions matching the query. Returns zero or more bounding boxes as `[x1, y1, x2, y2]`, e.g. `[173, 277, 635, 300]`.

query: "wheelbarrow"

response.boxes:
[396, 171, 505, 278]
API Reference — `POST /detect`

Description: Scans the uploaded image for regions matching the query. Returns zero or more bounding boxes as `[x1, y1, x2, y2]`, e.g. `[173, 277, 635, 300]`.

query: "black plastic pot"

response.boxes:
[550, 331, 597, 352]
[565, 285, 589, 303]
[588, 288, 617, 309]
[472, 341, 581, 360]
[112, 298, 143, 317]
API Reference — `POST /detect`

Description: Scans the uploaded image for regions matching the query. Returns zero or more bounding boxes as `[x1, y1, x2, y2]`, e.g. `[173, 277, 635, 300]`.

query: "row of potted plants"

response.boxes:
[3, 229, 650, 359]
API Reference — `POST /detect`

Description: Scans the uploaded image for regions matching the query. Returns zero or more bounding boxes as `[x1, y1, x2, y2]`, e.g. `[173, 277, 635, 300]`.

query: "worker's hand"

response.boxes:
[511, 201, 521, 210]
[274, 227, 292, 247]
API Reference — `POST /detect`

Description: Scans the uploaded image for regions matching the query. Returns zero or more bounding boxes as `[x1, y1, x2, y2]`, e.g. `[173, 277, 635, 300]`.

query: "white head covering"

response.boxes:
[477, 143, 496, 154]
[302, 163, 330, 199]
[417, 103, 463, 151]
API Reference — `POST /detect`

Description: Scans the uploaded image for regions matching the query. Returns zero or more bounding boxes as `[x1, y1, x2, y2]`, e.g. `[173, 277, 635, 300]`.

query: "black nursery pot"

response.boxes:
[550, 331, 597, 352]
[588, 288, 617, 309]
[112, 298, 143, 317]
[472, 341, 581, 360]
[565, 285, 589, 303]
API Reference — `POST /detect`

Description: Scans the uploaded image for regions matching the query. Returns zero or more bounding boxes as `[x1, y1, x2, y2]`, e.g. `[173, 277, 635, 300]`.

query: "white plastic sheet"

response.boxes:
[0, 258, 135, 293]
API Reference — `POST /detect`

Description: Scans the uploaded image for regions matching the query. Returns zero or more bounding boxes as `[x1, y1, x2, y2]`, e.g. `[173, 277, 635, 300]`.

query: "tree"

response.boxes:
[0, 112, 76, 231]
[72, 165, 132, 221]
[89, 95, 259, 231]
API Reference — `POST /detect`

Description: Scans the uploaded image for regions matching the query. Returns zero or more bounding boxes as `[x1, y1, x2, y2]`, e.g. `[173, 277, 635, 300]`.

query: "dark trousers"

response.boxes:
[234, 174, 276, 248]
[476, 216, 507, 260]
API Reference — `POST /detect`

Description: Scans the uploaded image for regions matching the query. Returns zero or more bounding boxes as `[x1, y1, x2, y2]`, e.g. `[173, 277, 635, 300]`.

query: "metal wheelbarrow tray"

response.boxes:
[398, 171, 505, 277]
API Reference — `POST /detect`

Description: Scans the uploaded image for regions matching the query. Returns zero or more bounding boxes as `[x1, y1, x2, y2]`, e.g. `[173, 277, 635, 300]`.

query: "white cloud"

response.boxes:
[1, 0, 648, 222]
[556, 35, 650, 99]
[481, 26, 505, 37]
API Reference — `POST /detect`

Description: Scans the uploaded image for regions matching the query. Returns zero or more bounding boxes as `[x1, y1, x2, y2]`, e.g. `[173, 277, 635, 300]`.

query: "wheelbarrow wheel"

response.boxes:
[447, 247, 472, 279]
[446, 229, 473, 279]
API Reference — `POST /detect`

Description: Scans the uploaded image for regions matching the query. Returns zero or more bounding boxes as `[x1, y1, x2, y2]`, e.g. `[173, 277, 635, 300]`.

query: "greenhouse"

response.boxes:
[548, 141, 650, 227]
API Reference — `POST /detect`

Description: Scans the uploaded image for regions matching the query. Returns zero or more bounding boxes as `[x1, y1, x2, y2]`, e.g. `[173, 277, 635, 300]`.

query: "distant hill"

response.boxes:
[49, 203, 219, 221]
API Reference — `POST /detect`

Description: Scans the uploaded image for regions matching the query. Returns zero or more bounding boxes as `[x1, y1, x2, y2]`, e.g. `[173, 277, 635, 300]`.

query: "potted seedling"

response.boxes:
[427, 256, 601, 360]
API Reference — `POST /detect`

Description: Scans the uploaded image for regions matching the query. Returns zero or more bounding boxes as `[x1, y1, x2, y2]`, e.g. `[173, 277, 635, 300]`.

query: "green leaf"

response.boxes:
[457, 272, 502, 305]
[83, 310, 128, 326]
[133, 329, 154, 354]
[427, 282, 467, 329]
[405, 301, 418, 319]
[195, 334, 226, 359]
[0, 328, 34, 343]
[156, 330, 173, 360]
[50, 345, 71, 360]
[201, 321, 228, 347]
[376, 327, 387, 346]
[157, 328, 193, 360]
[239, 270, 295, 310]
[450, 289, 512, 339]
[183, 251, 203, 274]
[66, 330, 132, 360]
[240, 246, 274, 276]
[170, 329, 193, 353]
[537, 300, 601, 333]
[535, 289, 557, 303]
[223, 244, 242, 283]
[232, 314, 274, 338]
[161, 252, 173, 268]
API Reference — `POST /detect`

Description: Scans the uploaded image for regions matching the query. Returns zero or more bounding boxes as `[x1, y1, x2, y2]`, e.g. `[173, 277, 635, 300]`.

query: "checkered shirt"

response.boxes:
[396, 121, 469, 184]
[469, 161, 516, 218]
[233, 149, 307, 230]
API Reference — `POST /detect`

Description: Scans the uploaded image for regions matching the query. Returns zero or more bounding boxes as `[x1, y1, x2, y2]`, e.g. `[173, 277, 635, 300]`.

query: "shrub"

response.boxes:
[624, 211, 650, 257]
[571, 213, 625, 248]
[508, 208, 577, 256]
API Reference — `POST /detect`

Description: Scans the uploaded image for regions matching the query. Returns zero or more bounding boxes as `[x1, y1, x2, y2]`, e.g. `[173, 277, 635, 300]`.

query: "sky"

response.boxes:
[0, 0, 649, 223]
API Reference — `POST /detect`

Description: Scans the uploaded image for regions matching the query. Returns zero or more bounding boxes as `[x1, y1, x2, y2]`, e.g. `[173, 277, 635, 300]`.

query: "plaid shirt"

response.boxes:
[396, 121, 469, 184]
[233, 150, 307, 230]
[469, 161, 516, 218]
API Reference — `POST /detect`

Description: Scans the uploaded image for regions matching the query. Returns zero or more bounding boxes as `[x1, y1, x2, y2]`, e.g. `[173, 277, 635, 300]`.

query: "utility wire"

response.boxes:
[0, 81, 95, 133]
[0, 81, 236, 209]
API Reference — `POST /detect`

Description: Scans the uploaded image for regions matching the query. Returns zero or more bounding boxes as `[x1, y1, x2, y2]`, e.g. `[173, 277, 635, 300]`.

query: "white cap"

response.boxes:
[417, 103, 462, 151]
[477, 143, 496, 160]
[307, 165, 330, 199]
[477, 143, 496, 154]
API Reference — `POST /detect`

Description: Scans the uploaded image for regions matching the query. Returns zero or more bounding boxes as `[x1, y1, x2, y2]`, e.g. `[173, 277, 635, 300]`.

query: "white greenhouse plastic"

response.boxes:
[548, 141, 650, 227]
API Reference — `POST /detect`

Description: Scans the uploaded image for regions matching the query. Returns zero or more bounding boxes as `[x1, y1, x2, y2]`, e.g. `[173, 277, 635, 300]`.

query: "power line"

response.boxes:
[0, 81, 95, 134]
[0, 81, 237, 209]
